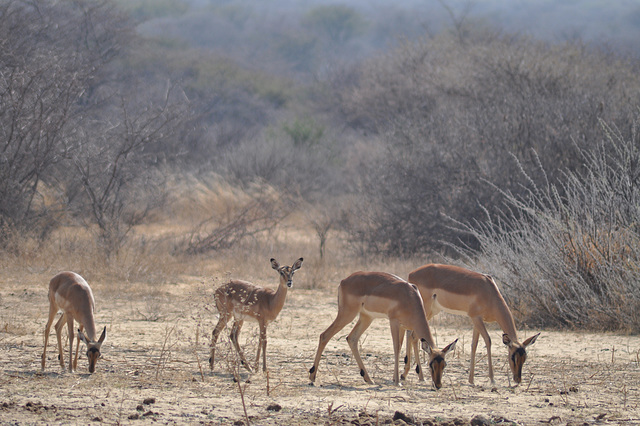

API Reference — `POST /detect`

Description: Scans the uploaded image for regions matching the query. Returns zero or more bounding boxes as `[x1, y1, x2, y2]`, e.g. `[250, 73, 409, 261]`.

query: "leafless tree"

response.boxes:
[0, 0, 130, 243]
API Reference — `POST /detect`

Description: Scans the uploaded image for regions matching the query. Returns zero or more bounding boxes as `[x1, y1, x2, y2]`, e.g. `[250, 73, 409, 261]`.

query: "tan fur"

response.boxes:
[405, 264, 539, 386]
[209, 258, 303, 374]
[309, 271, 457, 388]
[41, 272, 106, 373]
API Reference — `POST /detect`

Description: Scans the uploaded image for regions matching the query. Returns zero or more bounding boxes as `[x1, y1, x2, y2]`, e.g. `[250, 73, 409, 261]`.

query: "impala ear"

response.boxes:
[78, 329, 89, 345]
[443, 338, 458, 355]
[98, 326, 107, 344]
[522, 332, 540, 348]
[502, 333, 510, 345]
[292, 257, 303, 271]
[270, 258, 280, 270]
[420, 337, 433, 355]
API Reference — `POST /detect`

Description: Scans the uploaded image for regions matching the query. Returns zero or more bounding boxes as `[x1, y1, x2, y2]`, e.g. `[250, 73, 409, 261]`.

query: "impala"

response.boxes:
[404, 263, 539, 386]
[41, 271, 107, 373]
[209, 257, 303, 374]
[308, 271, 457, 388]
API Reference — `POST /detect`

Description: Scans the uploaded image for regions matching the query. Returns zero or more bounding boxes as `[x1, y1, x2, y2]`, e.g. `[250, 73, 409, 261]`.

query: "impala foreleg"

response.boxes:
[346, 315, 374, 384]
[401, 330, 425, 382]
[73, 324, 84, 370]
[66, 316, 76, 372]
[410, 331, 425, 381]
[390, 320, 403, 385]
[471, 317, 493, 386]
[54, 313, 66, 369]
[255, 322, 267, 372]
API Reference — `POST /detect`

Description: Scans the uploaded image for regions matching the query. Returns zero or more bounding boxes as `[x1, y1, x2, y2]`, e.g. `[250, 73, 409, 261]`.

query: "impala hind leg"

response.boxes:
[309, 308, 359, 383]
[209, 312, 230, 370]
[346, 314, 375, 384]
[41, 305, 58, 371]
[230, 320, 252, 372]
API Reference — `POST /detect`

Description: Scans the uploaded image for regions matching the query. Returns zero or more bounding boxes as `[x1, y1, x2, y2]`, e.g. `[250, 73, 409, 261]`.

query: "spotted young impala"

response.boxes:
[41, 271, 107, 373]
[308, 271, 458, 388]
[209, 258, 303, 374]
[404, 264, 540, 386]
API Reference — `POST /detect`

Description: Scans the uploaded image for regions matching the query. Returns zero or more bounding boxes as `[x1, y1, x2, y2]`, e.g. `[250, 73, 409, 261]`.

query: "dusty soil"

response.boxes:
[1, 275, 639, 425]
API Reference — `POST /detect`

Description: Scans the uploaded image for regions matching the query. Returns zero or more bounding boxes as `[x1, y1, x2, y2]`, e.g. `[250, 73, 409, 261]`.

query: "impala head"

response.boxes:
[271, 257, 303, 288]
[503, 332, 540, 384]
[422, 338, 458, 389]
[78, 326, 107, 373]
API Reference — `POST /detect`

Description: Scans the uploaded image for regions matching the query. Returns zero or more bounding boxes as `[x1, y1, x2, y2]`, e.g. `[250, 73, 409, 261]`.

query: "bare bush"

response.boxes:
[185, 183, 293, 255]
[328, 29, 640, 255]
[452, 119, 640, 331]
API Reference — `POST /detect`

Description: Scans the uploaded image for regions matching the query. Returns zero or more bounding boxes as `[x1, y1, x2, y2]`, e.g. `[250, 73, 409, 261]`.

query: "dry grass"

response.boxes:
[2, 179, 638, 424]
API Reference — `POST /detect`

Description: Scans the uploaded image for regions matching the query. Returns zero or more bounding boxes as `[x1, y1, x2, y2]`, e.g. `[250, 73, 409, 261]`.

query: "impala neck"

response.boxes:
[495, 301, 519, 343]
[269, 277, 289, 316]
[413, 311, 437, 349]
[80, 314, 98, 342]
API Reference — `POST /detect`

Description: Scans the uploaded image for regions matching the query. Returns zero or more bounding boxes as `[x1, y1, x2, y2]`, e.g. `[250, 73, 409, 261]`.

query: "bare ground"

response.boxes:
[1, 275, 639, 425]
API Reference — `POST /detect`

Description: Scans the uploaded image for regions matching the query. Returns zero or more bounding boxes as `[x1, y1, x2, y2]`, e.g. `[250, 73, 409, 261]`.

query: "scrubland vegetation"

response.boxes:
[2, 0, 640, 334]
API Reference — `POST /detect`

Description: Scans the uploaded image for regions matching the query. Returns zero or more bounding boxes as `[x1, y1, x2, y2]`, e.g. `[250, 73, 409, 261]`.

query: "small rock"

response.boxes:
[266, 403, 282, 412]
[143, 398, 155, 405]
[393, 411, 413, 424]
[128, 413, 139, 420]
[471, 414, 491, 426]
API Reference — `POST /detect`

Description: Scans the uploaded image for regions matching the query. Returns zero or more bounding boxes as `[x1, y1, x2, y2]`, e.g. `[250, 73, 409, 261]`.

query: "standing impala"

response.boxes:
[309, 271, 458, 388]
[41, 271, 107, 373]
[404, 264, 539, 386]
[209, 257, 303, 374]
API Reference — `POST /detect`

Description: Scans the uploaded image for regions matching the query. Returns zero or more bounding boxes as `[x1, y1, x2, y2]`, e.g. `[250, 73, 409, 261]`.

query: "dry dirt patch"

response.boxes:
[1, 278, 639, 425]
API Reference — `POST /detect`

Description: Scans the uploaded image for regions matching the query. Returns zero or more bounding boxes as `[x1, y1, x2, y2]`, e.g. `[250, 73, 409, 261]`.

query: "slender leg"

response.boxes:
[73, 324, 83, 370]
[309, 308, 359, 382]
[209, 313, 229, 370]
[41, 304, 58, 371]
[470, 316, 493, 386]
[401, 329, 412, 380]
[55, 314, 66, 369]
[390, 320, 404, 385]
[346, 314, 375, 384]
[257, 322, 267, 372]
[469, 325, 480, 384]
[230, 320, 252, 372]
[412, 332, 425, 381]
[66, 316, 75, 372]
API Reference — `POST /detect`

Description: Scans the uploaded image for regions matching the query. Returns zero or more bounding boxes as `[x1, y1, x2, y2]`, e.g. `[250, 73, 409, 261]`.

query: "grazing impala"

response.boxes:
[41, 272, 107, 373]
[209, 258, 303, 374]
[308, 271, 458, 388]
[404, 264, 539, 386]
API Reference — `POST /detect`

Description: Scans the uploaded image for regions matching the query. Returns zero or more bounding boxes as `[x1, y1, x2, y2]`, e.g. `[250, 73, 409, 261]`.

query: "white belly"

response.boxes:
[433, 297, 468, 317]
[360, 306, 388, 319]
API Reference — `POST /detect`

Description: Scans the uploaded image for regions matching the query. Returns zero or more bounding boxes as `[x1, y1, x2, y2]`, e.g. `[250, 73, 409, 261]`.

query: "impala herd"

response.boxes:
[41, 260, 539, 390]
